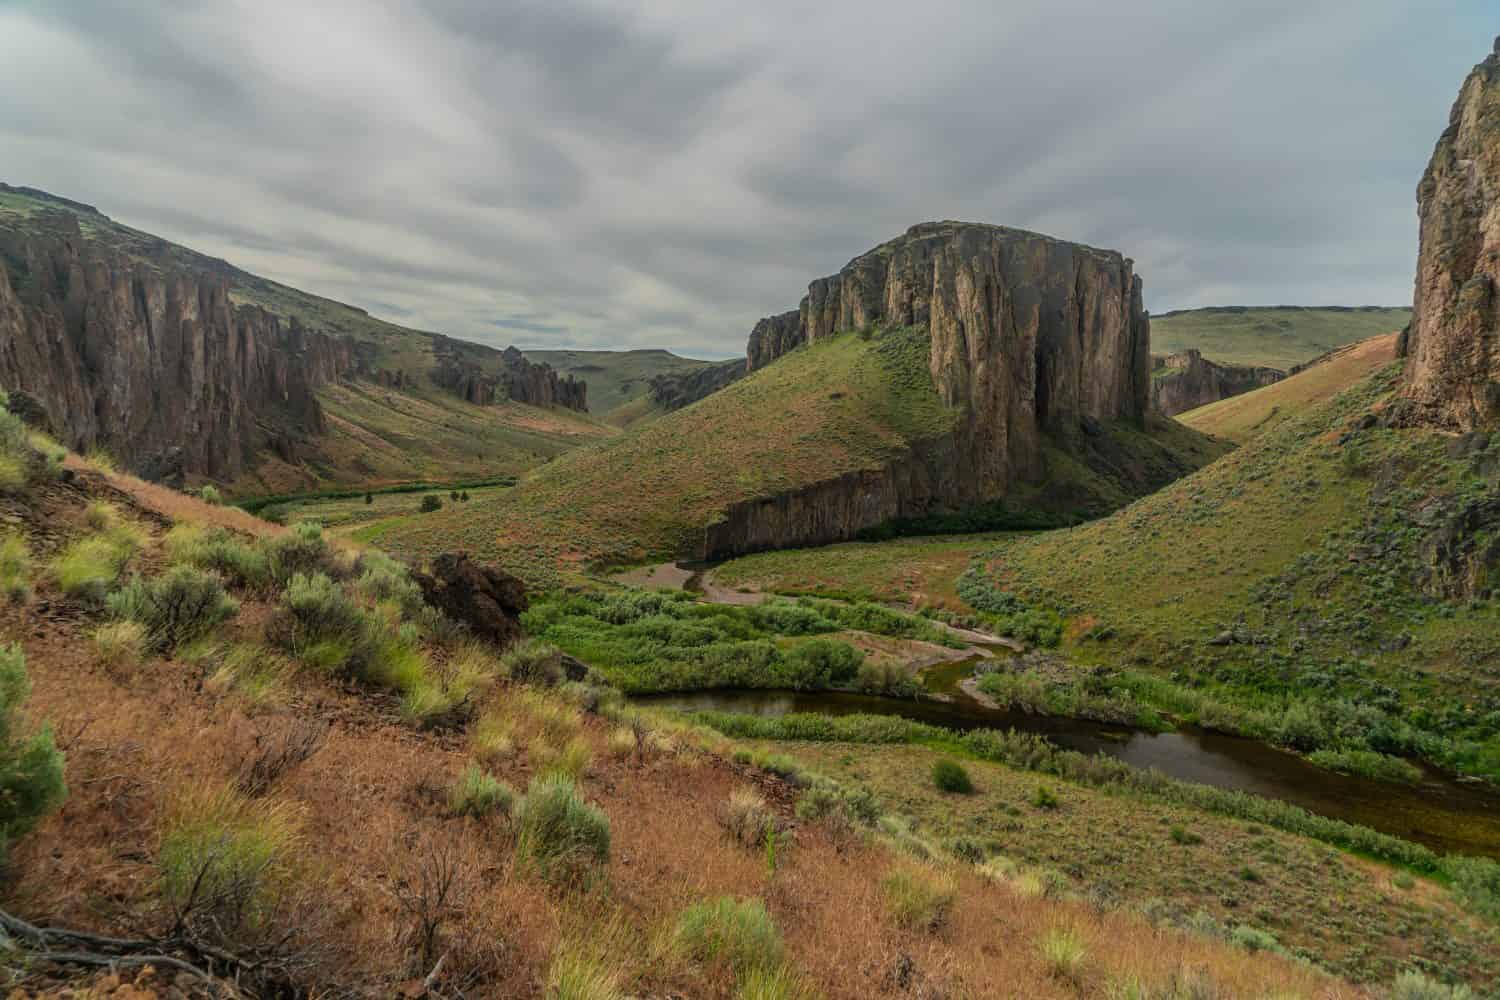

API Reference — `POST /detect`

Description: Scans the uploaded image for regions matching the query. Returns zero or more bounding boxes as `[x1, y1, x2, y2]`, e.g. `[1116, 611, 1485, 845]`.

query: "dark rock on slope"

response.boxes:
[1151, 349, 1283, 416]
[413, 552, 528, 646]
[431, 340, 587, 411]
[0, 217, 370, 483]
[742, 221, 1152, 492]
[648, 358, 746, 411]
[1400, 37, 1500, 430]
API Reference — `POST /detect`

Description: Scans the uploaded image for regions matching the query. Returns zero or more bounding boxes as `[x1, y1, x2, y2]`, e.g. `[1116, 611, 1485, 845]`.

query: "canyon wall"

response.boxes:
[648, 358, 745, 412]
[1401, 37, 1500, 430]
[743, 221, 1151, 493]
[0, 220, 368, 482]
[1151, 349, 1283, 416]
[431, 341, 587, 411]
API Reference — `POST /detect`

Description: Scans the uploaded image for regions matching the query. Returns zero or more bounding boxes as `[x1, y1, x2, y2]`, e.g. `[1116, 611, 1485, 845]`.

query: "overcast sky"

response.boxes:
[1, 2, 1492, 358]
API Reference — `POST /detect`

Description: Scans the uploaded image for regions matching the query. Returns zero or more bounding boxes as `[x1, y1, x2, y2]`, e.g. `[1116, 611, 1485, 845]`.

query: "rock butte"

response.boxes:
[1400, 37, 1500, 431]
[1151, 349, 1284, 417]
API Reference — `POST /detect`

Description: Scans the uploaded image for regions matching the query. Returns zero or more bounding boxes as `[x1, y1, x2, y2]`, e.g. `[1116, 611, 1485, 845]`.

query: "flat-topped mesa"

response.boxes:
[0, 220, 370, 482]
[742, 220, 1152, 490]
[1400, 37, 1500, 430]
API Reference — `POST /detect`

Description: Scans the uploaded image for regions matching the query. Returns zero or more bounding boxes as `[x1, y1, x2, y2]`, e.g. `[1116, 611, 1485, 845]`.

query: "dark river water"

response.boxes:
[637, 679, 1500, 859]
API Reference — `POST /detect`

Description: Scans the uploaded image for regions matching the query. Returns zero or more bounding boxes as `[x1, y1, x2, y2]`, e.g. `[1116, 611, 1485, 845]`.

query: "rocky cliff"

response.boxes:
[1150, 349, 1283, 416]
[648, 358, 745, 411]
[1400, 37, 1500, 430]
[0, 217, 370, 482]
[741, 221, 1152, 501]
[430, 341, 587, 411]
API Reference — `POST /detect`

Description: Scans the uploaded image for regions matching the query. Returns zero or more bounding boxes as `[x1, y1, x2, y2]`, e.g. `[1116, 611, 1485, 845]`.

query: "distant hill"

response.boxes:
[1177, 332, 1400, 442]
[0, 184, 612, 493]
[523, 348, 720, 426]
[1151, 305, 1410, 370]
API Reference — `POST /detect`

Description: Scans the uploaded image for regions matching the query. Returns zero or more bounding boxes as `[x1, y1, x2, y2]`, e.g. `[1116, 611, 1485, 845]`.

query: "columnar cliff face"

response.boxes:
[1401, 37, 1500, 430]
[430, 340, 587, 411]
[648, 358, 746, 411]
[0, 220, 368, 481]
[743, 221, 1152, 495]
[1151, 349, 1284, 416]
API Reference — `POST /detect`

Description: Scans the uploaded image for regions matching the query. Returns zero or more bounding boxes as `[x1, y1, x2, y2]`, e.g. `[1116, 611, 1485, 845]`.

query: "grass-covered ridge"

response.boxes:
[522, 348, 721, 426]
[1152, 305, 1411, 369]
[965, 361, 1500, 780]
[369, 326, 962, 581]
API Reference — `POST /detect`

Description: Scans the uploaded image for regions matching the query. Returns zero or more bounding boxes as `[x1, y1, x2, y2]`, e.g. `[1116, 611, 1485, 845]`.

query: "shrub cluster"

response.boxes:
[107, 565, 239, 653]
[672, 896, 784, 976]
[513, 773, 610, 882]
[0, 643, 67, 865]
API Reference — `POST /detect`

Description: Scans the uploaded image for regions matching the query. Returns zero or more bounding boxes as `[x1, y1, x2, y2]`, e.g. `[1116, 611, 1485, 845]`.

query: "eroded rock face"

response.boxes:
[1401, 38, 1500, 430]
[743, 221, 1152, 495]
[648, 358, 746, 411]
[0, 217, 368, 482]
[412, 552, 528, 646]
[430, 340, 587, 411]
[1151, 349, 1284, 416]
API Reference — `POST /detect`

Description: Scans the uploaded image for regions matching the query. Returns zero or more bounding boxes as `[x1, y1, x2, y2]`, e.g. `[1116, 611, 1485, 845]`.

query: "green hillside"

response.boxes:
[368, 326, 1224, 586]
[523, 348, 720, 425]
[965, 361, 1500, 781]
[1152, 306, 1410, 369]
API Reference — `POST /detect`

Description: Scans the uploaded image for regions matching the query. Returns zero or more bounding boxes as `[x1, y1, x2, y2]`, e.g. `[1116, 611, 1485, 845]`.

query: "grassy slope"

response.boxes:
[0, 187, 612, 492]
[368, 328, 961, 581]
[523, 348, 719, 426]
[0, 454, 1343, 998]
[1178, 333, 1400, 443]
[1152, 306, 1410, 369]
[971, 362, 1500, 774]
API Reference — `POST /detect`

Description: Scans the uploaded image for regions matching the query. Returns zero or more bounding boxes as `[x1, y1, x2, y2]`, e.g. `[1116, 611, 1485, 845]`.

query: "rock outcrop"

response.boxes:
[740, 221, 1152, 501]
[1150, 349, 1283, 416]
[1400, 37, 1500, 430]
[431, 340, 587, 411]
[0, 216, 370, 483]
[648, 358, 746, 411]
[412, 552, 528, 647]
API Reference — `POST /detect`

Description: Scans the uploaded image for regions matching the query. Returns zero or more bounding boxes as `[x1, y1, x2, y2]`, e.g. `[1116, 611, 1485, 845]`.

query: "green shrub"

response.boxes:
[447, 762, 514, 818]
[880, 865, 957, 931]
[197, 485, 222, 505]
[672, 896, 783, 974]
[281, 572, 365, 652]
[353, 551, 424, 615]
[502, 638, 566, 685]
[158, 783, 298, 936]
[1388, 972, 1476, 1000]
[419, 494, 442, 513]
[1307, 748, 1422, 784]
[0, 531, 31, 604]
[263, 522, 332, 587]
[84, 500, 119, 531]
[781, 638, 863, 689]
[167, 525, 271, 591]
[50, 525, 145, 604]
[795, 780, 882, 829]
[930, 759, 973, 795]
[0, 644, 67, 864]
[1031, 784, 1059, 809]
[107, 566, 239, 653]
[1229, 924, 1283, 955]
[514, 773, 610, 881]
[1169, 825, 1202, 846]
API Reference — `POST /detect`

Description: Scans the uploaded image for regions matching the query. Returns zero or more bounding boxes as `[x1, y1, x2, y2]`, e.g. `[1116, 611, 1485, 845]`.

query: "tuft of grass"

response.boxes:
[471, 712, 515, 763]
[447, 762, 514, 818]
[83, 500, 119, 531]
[720, 786, 777, 849]
[1169, 826, 1203, 846]
[83, 448, 118, 474]
[92, 621, 147, 670]
[513, 773, 610, 882]
[158, 782, 299, 934]
[204, 644, 292, 706]
[931, 759, 973, 794]
[880, 864, 957, 932]
[606, 726, 638, 759]
[546, 939, 627, 1000]
[1388, 972, 1476, 1000]
[0, 531, 32, 604]
[1039, 925, 1088, 981]
[51, 525, 145, 604]
[166, 524, 271, 591]
[672, 896, 784, 976]
[1031, 784, 1059, 810]
[534, 736, 592, 781]
[197, 484, 222, 505]
[735, 965, 811, 1000]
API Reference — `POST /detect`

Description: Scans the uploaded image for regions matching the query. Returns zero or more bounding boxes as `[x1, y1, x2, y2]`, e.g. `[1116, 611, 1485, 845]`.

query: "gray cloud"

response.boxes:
[1, 0, 1493, 358]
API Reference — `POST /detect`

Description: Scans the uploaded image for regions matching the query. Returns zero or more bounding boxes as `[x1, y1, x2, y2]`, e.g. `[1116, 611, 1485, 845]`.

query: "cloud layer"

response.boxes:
[2, 0, 1492, 357]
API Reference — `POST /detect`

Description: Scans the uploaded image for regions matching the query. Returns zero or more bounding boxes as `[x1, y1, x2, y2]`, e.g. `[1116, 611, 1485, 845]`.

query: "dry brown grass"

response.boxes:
[0, 481, 1360, 998]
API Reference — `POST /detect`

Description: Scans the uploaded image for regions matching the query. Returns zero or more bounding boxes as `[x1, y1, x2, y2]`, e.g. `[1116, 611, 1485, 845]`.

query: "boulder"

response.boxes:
[412, 552, 529, 646]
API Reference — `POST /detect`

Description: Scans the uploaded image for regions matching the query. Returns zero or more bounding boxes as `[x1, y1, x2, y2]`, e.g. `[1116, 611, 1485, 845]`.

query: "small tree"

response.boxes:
[449, 490, 460, 502]
[420, 495, 442, 513]
[364, 492, 374, 505]
[0, 643, 67, 864]
[460, 491, 470, 502]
